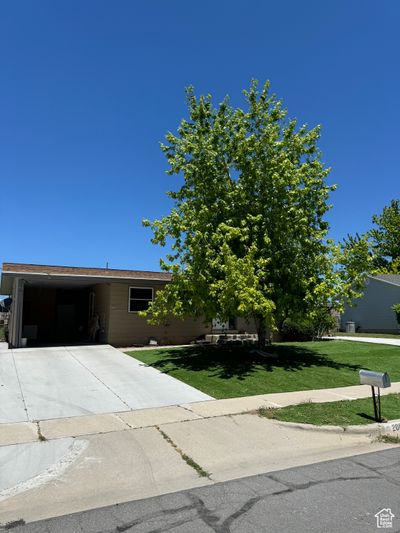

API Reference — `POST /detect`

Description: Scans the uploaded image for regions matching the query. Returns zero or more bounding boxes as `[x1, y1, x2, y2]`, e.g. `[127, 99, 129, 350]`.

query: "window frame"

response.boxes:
[128, 286, 154, 313]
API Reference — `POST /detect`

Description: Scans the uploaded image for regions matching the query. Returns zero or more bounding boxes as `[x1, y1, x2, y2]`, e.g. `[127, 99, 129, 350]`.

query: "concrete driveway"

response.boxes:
[0, 344, 212, 423]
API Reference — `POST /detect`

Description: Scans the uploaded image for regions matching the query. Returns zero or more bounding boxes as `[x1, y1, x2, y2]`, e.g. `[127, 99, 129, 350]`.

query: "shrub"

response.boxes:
[281, 309, 337, 341]
[392, 303, 400, 326]
[310, 308, 338, 339]
[281, 318, 314, 341]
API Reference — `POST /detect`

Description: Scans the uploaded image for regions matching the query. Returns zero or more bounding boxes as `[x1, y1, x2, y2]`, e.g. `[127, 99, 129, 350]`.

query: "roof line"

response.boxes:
[368, 274, 400, 288]
[1, 271, 170, 282]
[2, 262, 167, 276]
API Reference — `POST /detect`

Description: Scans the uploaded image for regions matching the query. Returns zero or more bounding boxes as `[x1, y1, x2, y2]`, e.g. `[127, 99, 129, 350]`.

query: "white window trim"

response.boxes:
[128, 286, 154, 313]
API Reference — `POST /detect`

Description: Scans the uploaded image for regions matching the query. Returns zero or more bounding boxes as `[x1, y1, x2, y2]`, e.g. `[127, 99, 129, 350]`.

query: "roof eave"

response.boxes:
[368, 274, 400, 288]
[0, 270, 170, 293]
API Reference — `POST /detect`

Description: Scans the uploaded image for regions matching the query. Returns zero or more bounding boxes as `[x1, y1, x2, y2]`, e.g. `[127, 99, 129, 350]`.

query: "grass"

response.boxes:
[335, 332, 400, 339]
[156, 426, 211, 478]
[127, 341, 400, 399]
[258, 393, 400, 426]
[377, 434, 400, 444]
[36, 422, 47, 442]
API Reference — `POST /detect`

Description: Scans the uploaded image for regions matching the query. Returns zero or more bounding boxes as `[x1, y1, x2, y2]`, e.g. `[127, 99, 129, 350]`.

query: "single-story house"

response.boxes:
[0, 262, 256, 348]
[340, 274, 400, 333]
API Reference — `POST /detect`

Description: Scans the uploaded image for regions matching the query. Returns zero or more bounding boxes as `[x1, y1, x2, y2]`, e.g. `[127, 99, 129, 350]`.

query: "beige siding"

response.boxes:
[236, 316, 258, 334]
[235, 317, 278, 340]
[341, 278, 400, 333]
[93, 283, 110, 342]
[107, 282, 210, 346]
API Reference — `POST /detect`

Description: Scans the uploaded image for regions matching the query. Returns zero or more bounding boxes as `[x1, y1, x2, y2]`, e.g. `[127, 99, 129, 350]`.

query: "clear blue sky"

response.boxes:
[1, 0, 399, 272]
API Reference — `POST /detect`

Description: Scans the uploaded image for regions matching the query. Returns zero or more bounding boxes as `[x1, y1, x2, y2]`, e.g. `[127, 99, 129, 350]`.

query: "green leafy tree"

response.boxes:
[142, 81, 368, 348]
[392, 303, 400, 327]
[370, 199, 400, 272]
[299, 233, 373, 338]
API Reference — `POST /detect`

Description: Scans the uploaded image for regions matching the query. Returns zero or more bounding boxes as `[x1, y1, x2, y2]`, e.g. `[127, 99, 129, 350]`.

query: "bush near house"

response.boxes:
[392, 303, 400, 327]
[281, 309, 337, 341]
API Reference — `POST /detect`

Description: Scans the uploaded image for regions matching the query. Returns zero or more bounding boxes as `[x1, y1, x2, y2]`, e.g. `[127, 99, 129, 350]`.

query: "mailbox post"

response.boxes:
[359, 370, 391, 422]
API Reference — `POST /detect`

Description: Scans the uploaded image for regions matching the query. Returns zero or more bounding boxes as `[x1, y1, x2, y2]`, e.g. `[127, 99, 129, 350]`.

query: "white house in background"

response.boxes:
[340, 274, 400, 333]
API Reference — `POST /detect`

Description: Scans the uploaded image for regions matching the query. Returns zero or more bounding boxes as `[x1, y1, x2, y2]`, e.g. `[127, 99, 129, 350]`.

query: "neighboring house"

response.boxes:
[340, 274, 400, 333]
[0, 263, 256, 348]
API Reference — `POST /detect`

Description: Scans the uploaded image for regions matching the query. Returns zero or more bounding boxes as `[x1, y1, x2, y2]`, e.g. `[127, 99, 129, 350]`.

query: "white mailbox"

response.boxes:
[359, 370, 391, 389]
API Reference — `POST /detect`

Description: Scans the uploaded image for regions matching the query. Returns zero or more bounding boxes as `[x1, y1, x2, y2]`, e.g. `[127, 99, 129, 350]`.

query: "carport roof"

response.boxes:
[0, 262, 172, 293]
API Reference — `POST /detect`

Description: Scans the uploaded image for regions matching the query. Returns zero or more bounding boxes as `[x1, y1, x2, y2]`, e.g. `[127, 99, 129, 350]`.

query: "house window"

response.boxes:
[128, 287, 153, 312]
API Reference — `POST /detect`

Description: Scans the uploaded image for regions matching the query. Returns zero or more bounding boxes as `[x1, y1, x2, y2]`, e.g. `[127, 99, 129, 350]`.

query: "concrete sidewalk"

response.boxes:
[1, 381, 400, 526]
[329, 335, 400, 346]
[2, 380, 400, 446]
[0, 414, 394, 526]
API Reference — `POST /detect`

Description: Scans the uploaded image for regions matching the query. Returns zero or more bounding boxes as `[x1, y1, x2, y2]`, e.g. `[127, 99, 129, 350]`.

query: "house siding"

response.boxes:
[107, 281, 211, 346]
[236, 316, 258, 334]
[341, 277, 400, 333]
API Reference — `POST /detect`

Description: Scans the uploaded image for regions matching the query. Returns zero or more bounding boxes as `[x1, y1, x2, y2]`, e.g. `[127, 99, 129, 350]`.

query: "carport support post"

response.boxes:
[9, 277, 25, 348]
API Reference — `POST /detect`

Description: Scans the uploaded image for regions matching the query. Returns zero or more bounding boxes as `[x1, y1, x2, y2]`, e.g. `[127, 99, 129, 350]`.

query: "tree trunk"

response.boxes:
[276, 315, 287, 338]
[256, 317, 267, 351]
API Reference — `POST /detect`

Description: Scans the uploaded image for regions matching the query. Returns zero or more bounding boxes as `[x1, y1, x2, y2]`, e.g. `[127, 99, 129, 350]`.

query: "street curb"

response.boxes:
[273, 419, 400, 436]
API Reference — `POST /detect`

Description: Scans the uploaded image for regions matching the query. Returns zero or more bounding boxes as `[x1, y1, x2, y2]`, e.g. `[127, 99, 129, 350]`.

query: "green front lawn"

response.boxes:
[127, 341, 400, 399]
[259, 393, 400, 426]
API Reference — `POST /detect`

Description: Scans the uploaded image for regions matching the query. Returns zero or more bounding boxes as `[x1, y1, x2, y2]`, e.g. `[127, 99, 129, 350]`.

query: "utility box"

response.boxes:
[359, 370, 391, 388]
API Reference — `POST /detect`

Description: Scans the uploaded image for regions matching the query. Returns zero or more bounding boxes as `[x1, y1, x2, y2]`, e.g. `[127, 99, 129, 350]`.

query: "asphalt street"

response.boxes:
[4, 447, 399, 533]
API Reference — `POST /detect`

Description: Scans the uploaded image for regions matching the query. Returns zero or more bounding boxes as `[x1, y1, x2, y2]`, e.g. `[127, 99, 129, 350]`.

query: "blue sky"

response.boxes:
[1, 0, 399, 273]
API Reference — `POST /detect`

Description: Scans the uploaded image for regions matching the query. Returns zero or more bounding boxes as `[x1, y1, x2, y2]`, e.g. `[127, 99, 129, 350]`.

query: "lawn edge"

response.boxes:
[271, 418, 400, 436]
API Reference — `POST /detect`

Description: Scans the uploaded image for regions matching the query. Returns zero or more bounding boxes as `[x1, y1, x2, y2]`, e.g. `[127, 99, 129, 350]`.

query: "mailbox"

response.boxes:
[359, 369, 391, 422]
[359, 370, 391, 388]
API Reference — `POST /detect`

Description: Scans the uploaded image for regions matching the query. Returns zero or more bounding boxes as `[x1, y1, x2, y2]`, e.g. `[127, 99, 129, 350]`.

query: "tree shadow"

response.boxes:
[148, 344, 363, 381]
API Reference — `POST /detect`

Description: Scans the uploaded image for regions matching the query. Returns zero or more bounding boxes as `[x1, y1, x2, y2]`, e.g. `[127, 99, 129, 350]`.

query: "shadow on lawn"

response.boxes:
[357, 412, 376, 422]
[148, 344, 362, 381]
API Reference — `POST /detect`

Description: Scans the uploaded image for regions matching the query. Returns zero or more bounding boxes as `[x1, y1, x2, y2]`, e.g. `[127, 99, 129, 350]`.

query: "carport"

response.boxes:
[1, 265, 107, 348]
[3, 276, 98, 348]
[22, 282, 94, 345]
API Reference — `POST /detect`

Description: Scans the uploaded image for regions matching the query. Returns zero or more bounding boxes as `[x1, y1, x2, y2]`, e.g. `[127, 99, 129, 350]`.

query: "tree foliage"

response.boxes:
[370, 199, 400, 272]
[142, 81, 370, 345]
